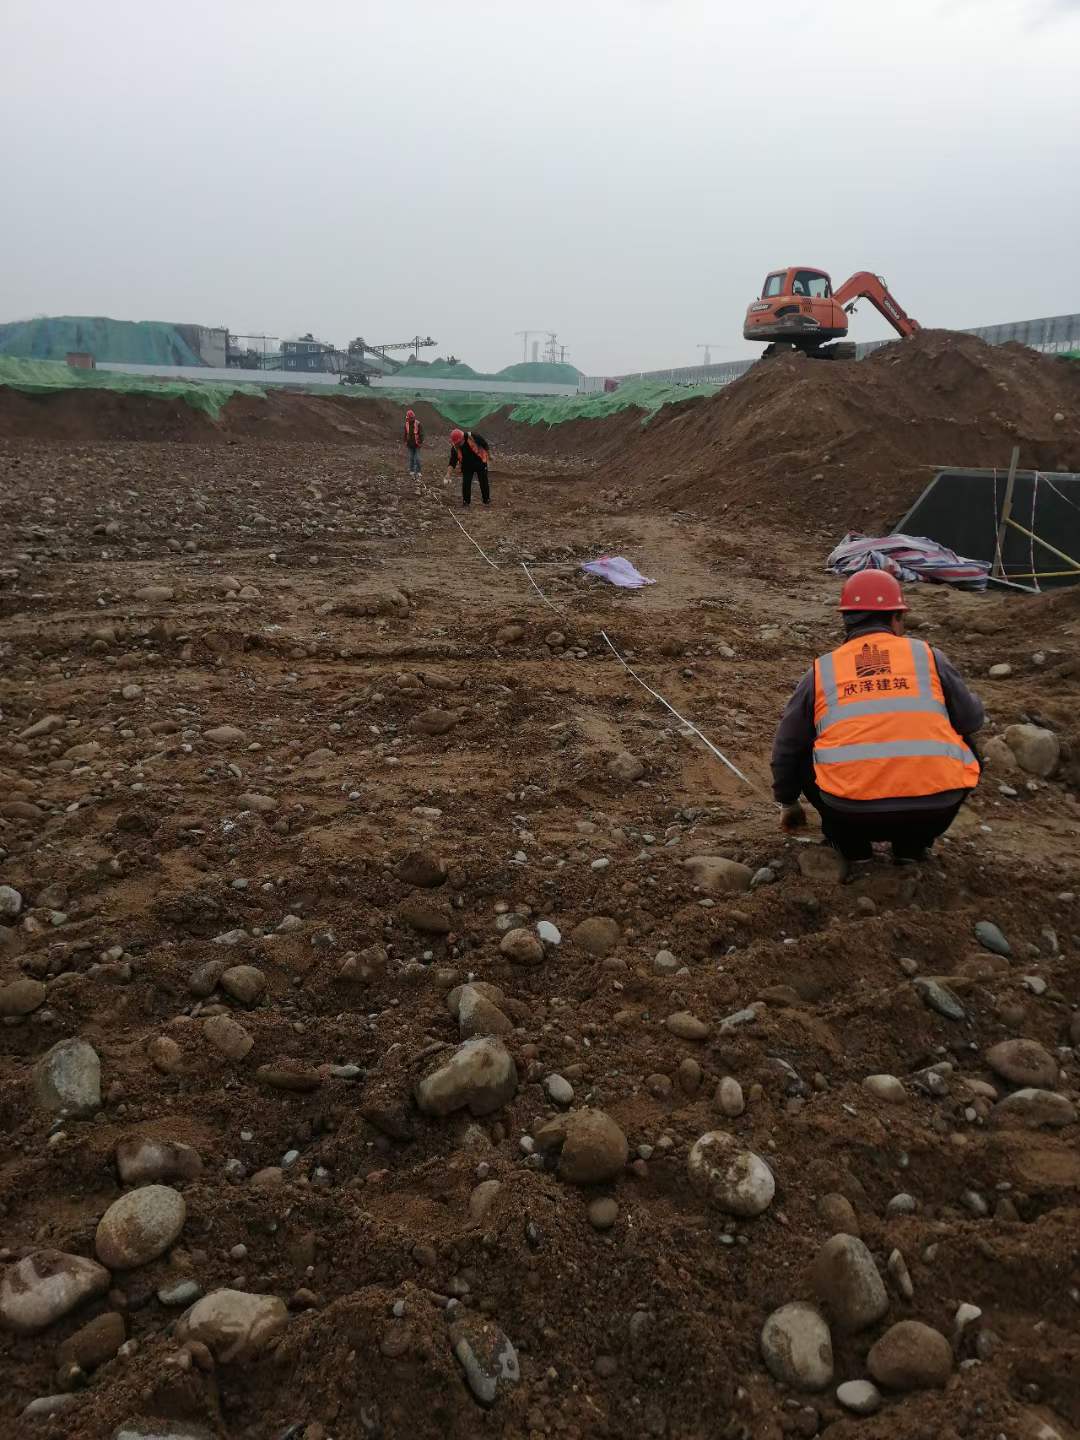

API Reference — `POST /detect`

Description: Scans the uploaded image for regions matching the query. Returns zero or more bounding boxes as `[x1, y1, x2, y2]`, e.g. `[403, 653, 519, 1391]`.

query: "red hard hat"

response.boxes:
[839, 568, 908, 612]
[406, 408, 415, 418]
[450, 428, 465, 444]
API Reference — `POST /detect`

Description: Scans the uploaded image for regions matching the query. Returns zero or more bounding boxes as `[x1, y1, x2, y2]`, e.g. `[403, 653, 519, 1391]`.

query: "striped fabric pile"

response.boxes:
[827, 532, 990, 590]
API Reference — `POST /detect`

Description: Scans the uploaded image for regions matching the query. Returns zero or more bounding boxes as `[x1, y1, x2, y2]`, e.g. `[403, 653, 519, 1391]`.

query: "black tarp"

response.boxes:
[895, 468, 1080, 587]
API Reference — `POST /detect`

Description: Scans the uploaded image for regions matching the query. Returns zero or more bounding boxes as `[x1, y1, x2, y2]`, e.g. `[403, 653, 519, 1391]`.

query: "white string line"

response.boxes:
[521, 561, 565, 613]
[432, 483, 761, 795]
[598, 630, 762, 793]
[1039, 470, 1080, 521]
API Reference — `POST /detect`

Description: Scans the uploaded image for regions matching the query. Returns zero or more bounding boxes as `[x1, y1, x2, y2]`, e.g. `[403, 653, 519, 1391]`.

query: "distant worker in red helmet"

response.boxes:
[404, 409, 423, 475]
[447, 427, 492, 508]
[771, 569, 984, 868]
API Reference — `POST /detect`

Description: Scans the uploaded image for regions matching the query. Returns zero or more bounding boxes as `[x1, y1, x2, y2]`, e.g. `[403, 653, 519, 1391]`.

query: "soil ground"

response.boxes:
[1, 368, 1079, 1440]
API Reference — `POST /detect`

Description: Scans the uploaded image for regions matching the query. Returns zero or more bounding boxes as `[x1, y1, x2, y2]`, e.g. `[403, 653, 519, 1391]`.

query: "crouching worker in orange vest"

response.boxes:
[447, 427, 491, 508]
[771, 570, 984, 867]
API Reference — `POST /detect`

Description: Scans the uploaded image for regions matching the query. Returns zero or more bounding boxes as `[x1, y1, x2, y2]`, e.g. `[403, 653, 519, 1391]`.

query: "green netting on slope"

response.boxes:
[336, 377, 721, 429]
[0, 357, 265, 420]
[0, 316, 207, 367]
[504, 378, 720, 424]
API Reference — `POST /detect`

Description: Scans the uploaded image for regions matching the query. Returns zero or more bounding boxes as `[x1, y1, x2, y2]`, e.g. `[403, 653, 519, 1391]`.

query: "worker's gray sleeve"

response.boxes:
[932, 649, 985, 737]
[771, 668, 816, 804]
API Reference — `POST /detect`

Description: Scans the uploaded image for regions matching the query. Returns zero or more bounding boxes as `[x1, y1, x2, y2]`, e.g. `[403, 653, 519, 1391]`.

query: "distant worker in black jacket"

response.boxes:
[447, 427, 491, 508]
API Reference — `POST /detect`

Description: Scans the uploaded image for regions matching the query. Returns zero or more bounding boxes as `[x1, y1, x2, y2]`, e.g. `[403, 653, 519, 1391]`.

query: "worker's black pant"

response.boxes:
[462, 465, 490, 507]
[803, 779, 963, 862]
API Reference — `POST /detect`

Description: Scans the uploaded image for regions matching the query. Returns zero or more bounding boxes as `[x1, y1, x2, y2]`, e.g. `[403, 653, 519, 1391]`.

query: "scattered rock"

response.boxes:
[687, 1132, 775, 1217]
[0, 976, 47, 1016]
[500, 928, 544, 965]
[57, 1310, 125, 1370]
[415, 1038, 518, 1118]
[399, 897, 452, 935]
[536, 920, 561, 945]
[812, 1233, 889, 1332]
[412, 709, 459, 736]
[1004, 723, 1059, 778]
[975, 920, 1012, 957]
[255, 1063, 322, 1093]
[176, 1288, 288, 1363]
[716, 1077, 745, 1117]
[867, 1320, 953, 1391]
[220, 965, 266, 1005]
[469, 1180, 502, 1224]
[116, 1138, 202, 1186]
[449, 1317, 520, 1406]
[760, 1303, 833, 1392]
[796, 846, 847, 883]
[570, 916, 621, 957]
[836, 1380, 881, 1415]
[607, 752, 645, 782]
[457, 985, 513, 1038]
[818, 1193, 859, 1235]
[33, 1037, 101, 1117]
[203, 725, 246, 746]
[203, 1013, 254, 1061]
[96, 1185, 186, 1270]
[991, 1088, 1076, 1128]
[985, 1039, 1057, 1088]
[395, 850, 447, 888]
[0, 1250, 111, 1334]
[588, 1197, 619, 1231]
[0, 883, 24, 917]
[683, 855, 753, 894]
[535, 1108, 628, 1184]
[544, 1074, 574, 1107]
[236, 792, 277, 813]
[666, 1011, 710, 1041]
[862, 1074, 906, 1103]
[915, 978, 966, 1021]
[988, 663, 1012, 678]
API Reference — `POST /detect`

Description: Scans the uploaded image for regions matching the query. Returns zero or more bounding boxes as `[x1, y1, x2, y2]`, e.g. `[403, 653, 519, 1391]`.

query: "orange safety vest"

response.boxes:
[812, 633, 979, 802]
[454, 434, 489, 466]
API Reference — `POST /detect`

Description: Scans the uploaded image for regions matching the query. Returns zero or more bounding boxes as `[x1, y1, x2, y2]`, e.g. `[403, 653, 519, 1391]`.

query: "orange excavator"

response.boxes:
[744, 266, 921, 359]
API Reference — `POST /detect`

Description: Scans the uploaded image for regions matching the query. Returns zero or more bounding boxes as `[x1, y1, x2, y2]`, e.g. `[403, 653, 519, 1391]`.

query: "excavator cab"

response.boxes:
[744, 267, 849, 354]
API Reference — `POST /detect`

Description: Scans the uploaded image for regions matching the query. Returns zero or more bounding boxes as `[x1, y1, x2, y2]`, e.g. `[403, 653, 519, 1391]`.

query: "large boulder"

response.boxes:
[812, 1233, 888, 1332]
[534, 1108, 628, 1185]
[33, 1038, 101, 1117]
[683, 855, 753, 894]
[687, 1131, 775, 1217]
[1004, 723, 1059, 778]
[760, 1303, 833, 1392]
[867, 1321, 952, 1391]
[96, 1186, 186, 1270]
[0, 1251, 111, 1334]
[176, 1289, 287, 1363]
[570, 916, 621, 957]
[415, 1038, 518, 1118]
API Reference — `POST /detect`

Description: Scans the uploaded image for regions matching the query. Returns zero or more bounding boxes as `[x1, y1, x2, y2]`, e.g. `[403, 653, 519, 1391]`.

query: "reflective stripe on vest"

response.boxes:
[812, 635, 979, 801]
[453, 434, 489, 466]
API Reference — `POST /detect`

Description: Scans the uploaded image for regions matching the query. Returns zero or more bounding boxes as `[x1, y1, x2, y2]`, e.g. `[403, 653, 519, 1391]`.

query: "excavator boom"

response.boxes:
[831, 271, 921, 339]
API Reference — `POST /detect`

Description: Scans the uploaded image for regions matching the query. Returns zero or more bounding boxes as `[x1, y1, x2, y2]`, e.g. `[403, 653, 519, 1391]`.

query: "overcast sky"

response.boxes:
[2, 0, 1078, 374]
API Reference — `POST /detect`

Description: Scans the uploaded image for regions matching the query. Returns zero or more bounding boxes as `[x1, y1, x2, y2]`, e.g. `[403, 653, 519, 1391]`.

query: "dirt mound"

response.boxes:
[621, 331, 1080, 531]
[0, 385, 414, 446]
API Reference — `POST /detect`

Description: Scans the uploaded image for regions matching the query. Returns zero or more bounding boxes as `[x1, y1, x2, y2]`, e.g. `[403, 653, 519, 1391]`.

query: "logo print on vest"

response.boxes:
[853, 642, 892, 679]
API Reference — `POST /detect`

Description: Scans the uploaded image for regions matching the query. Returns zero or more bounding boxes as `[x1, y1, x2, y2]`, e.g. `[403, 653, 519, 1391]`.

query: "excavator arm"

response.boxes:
[831, 272, 921, 339]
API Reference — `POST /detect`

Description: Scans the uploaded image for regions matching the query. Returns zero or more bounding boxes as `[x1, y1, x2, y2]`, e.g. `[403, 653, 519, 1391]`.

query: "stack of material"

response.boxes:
[827, 532, 990, 590]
